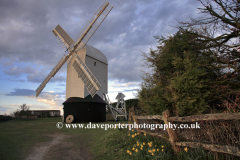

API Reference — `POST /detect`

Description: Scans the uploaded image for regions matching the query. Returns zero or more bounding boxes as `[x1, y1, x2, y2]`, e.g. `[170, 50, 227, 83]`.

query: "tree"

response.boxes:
[138, 0, 240, 116]
[179, 0, 240, 112]
[167, 50, 212, 116]
[13, 104, 31, 116]
[20, 104, 29, 112]
[179, 0, 240, 84]
[138, 30, 217, 116]
[180, 0, 240, 48]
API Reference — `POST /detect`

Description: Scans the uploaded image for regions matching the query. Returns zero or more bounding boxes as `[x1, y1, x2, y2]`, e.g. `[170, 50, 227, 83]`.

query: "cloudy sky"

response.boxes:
[0, 0, 202, 115]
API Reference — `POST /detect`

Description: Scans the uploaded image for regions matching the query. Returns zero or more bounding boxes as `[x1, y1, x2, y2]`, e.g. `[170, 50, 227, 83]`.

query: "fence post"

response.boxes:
[162, 110, 180, 154]
[130, 106, 142, 135]
[128, 106, 134, 124]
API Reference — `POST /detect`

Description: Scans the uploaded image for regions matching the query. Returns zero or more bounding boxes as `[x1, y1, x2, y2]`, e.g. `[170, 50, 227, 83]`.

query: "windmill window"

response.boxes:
[94, 62, 96, 66]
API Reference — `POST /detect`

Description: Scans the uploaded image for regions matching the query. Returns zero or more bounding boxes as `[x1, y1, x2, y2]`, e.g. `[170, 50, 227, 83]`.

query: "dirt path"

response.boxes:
[25, 134, 93, 160]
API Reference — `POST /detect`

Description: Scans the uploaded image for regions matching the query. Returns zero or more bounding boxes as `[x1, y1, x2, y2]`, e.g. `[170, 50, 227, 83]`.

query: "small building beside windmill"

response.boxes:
[63, 44, 108, 123]
[63, 94, 106, 122]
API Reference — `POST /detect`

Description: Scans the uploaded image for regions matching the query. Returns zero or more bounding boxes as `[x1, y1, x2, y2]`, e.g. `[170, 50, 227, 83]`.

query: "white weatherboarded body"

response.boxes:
[66, 44, 108, 99]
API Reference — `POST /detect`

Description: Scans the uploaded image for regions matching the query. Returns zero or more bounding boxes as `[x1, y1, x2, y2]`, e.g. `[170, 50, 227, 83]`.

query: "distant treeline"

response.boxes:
[0, 115, 12, 122]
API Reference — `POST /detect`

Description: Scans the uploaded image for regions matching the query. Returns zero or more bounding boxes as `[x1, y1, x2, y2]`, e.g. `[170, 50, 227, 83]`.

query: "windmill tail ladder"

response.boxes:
[103, 93, 127, 121]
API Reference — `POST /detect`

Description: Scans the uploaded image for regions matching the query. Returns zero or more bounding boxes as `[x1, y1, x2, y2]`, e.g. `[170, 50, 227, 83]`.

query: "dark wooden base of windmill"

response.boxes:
[63, 94, 106, 123]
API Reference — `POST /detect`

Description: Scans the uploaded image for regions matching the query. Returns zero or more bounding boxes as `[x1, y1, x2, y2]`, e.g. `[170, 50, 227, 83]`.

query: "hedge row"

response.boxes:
[0, 115, 12, 122]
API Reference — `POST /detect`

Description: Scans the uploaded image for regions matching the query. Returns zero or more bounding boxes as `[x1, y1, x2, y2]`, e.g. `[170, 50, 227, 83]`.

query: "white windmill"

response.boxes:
[35, 2, 113, 100]
[36, 2, 127, 121]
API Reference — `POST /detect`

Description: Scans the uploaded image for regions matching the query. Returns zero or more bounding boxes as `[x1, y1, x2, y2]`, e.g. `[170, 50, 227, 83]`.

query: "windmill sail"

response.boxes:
[72, 54, 101, 97]
[35, 1, 113, 97]
[74, 1, 113, 51]
[35, 54, 69, 97]
[52, 24, 75, 51]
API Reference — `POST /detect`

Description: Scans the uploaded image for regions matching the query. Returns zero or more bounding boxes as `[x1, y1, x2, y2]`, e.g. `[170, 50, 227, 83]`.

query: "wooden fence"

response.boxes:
[15, 116, 38, 120]
[128, 106, 240, 157]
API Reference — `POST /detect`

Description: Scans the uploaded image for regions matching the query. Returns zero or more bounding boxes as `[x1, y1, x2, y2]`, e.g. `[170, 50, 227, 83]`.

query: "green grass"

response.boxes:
[0, 118, 124, 160]
[0, 118, 58, 160]
[1, 118, 239, 160]
[94, 127, 240, 160]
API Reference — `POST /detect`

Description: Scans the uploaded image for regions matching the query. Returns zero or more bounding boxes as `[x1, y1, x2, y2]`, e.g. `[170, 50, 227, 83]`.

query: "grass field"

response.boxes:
[0, 117, 123, 160]
[0, 118, 239, 160]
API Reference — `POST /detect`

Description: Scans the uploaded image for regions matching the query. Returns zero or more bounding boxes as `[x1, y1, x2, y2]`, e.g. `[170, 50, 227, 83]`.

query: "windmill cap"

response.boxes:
[115, 92, 125, 100]
[85, 44, 108, 65]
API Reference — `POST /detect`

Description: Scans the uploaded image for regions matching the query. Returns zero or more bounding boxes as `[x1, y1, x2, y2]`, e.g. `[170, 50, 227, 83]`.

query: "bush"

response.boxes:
[0, 115, 12, 122]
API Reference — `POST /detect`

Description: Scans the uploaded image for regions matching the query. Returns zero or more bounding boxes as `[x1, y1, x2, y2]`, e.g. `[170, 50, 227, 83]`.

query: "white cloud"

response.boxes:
[47, 91, 54, 93]
[132, 27, 137, 32]
[109, 81, 140, 87]
[119, 33, 127, 38]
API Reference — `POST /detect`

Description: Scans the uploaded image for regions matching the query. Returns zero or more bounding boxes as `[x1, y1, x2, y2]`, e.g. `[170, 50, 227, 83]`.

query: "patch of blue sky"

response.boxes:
[0, 78, 25, 94]
[19, 61, 36, 67]
[72, 17, 80, 22]
[0, 95, 32, 108]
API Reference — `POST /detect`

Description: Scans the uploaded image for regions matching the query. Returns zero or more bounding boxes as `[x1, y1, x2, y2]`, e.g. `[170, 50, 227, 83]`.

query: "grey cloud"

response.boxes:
[2, 63, 66, 83]
[1, 60, 15, 67]
[27, 73, 66, 83]
[0, 0, 202, 85]
[5, 89, 35, 96]
[3, 66, 35, 76]
[0, 78, 25, 82]
[108, 49, 148, 82]
[4, 88, 65, 98]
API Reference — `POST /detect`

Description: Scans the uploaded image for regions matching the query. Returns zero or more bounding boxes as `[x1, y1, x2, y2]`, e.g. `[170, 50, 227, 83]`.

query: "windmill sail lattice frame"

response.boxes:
[52, 24, 75, 51]
[35, 1, 113, 98]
